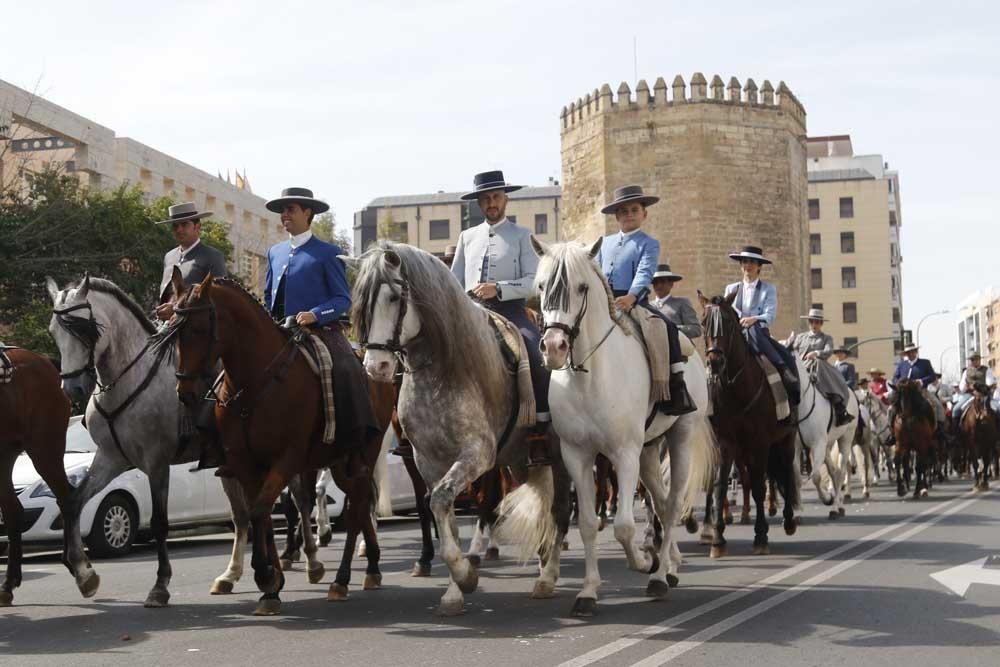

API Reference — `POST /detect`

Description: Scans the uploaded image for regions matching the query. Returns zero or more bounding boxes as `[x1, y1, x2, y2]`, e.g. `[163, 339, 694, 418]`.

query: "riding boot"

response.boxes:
[390, 436, 414, 459]
[832, 397, 854, 427]
[658, 373, 697, 416]
[526, 421, 553, 467]
[188, 399, 232, 477]
[780, 368, 801, 407]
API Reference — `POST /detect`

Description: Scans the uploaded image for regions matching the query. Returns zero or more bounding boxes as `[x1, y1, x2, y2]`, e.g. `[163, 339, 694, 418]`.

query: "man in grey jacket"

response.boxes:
[155, 202, 227, 321]
[650, 263, 701, 340]
[784, 308, 853, 426]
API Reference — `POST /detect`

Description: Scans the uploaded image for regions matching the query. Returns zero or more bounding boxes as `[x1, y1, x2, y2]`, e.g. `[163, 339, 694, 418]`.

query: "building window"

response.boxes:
[808, 198, 820, 220]
[843, 302, 858, 323]
[810, 233, 821, 255]
[839, 197, 854, 218]
[843, 337, 858, 358]
[841, 267, 857, 288]
[429, 219, 450, 240]
[811, 268, 823, 289]
[535, 213, 548, 235]
[889, 211, 897, 226]
[840, 232, 855, 253]
[888, 180, 894, 193]
[894, 339, 903, 354]
[508, 215, 517, 224]
[811, 303, 823, 311]
[892, 307, 901, 324]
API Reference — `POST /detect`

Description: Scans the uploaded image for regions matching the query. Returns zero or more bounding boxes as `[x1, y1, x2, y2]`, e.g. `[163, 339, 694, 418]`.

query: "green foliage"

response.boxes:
[312, 211, 352, 254]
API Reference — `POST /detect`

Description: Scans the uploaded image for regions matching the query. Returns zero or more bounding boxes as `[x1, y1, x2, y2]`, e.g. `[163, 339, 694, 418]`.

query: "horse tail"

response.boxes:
[374, 428, 394, 518]
[673, 415, 719, 518]
[768, 435, 801, 511]
[494, 463, 556, 564]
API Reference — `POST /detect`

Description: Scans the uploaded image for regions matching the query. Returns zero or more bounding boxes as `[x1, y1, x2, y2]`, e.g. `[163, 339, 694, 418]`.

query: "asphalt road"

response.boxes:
[2, 477, 999, 667]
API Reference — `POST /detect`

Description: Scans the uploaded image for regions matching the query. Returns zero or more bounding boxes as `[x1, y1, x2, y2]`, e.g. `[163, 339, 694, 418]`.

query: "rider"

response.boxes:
[596, 185, 695, 415]
[449, 170, 552, 461]
[891, 344, 937, 389]
[870, 368, 890, 404]
[784, 308, 853, 425]
[724, 245, 800, 406]
[951, 351, 996, 428]
[650, 263, 702, 340]
[153, 202, 228, 470]
[833, 347, 858, 390]
[264, 187, 380, 478]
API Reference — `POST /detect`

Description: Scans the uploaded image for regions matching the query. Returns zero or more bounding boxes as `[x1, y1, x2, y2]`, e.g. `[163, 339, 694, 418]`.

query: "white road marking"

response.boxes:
[559, 489, 980, 667]
[931, 557, 1000, 597]
[629, 490, 987, 666]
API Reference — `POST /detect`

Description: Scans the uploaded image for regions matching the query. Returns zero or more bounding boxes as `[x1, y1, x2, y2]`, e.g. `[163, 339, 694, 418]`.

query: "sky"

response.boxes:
[3, 0, 998, 376]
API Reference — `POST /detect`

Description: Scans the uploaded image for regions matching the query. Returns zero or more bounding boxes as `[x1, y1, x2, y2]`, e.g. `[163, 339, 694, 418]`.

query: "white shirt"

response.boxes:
[741, 279, 759, 316]
[960, 366, 996, 393]
[289, 229, 313, 248]
[177, 238, 201, 262]
[620, 228, 641, 240]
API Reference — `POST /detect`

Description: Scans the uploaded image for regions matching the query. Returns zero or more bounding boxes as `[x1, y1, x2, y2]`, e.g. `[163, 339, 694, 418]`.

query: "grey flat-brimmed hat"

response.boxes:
[652, 263, 682, 281]
[601, 185, 660, 215]
[969, 351, 982, 359]
[461, 170, 522, 201]
[155, 202, 213, 225]
[800, 308, 826, 322]
[265, 187, 330, 214]
[729, 245, 772, 265]
[903, 343, 920, 353]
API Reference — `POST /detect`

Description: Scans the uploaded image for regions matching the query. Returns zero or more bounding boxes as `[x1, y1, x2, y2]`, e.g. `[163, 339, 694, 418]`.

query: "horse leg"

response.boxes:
[637, 445, 671, 598]
[700, 489, 716, 545]
[766, 477, 778, 517]
[533, 451, 572, 600]
[360, 488, 383, 591]
[739, 464, 751, 525]
[315, 470, 333, 547]
[211, 476, 248, 594]
[142, 463, 173, 608]
[404, 456, 434, 576]
[288, 473, 324, 584]
[278, 487, 300, 570]
[809, 438, 835, 509]
[0, 450, 22, 606]
[563, 445, 600, 616]
[249, 512, 283, 615]
[328, 474, 360, 601]
[749, 459, 770, 555]
[608, 447, 654, 574]
[594, 454, 610, 531]
[710, 453, 730, 558]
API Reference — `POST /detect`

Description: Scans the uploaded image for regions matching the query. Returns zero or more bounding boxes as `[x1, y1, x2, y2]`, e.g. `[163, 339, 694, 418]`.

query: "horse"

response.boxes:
[959, 389, 997, 491]
[845, 390, 878, 499]
[890, 379, 936, 498]
[348, 241, 572, 616]
[0, 347, 100, 606]
[501, 237, 715, 615]
[698, 293, 799, 558]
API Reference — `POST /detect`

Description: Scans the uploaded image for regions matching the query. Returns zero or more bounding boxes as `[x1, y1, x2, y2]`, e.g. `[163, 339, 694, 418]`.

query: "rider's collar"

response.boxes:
[619, 228, 641, 239]
[487, 218, 510, 232]
[289, 230, 313, 248]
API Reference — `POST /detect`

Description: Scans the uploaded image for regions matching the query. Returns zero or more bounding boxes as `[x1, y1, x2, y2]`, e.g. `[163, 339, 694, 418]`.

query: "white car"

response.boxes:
[3, 417, 416, 558]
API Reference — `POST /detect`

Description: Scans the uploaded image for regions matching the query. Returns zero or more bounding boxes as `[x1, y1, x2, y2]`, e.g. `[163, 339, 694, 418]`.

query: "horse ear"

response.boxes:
[45, 276, 60, 302]
[697, 289, 709, 307]
[170, 266, 186, 301]
[383, 250, 401, 269]
[338, 254, 359, 270]
[530, 234, 547, 258]
[77, 272, 91, 299]
[588, 237, 603, 259]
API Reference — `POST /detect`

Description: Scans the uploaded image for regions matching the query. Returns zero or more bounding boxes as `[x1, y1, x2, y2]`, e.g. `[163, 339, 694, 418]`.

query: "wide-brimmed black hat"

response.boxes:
[652, 263, 682, 281]
[833, 346, 850, 355]
[601, 185, 660, 215]
[155, 202, 213, 225]
[728, 245, 773, 265]
[265, 187, 330, 214]
[461, 170, 522, 201]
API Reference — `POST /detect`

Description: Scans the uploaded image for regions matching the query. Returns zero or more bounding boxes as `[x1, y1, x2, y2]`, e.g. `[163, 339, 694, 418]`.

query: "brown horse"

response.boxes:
[0, 348, 99, 606]
[959, 390, 997, 492]
[160, 271, 382, 615]
[699, 293, 799, 557]
[891, 379, 935, 498]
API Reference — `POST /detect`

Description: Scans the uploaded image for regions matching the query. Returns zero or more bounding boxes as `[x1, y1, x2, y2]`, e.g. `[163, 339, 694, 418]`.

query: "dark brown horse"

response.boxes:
[161, 271, 382, 615]
[959, 390, 997, 492]
[699, 294, 798, 557]
[891, 379, 935, 498]
[0, 348, 99, 606]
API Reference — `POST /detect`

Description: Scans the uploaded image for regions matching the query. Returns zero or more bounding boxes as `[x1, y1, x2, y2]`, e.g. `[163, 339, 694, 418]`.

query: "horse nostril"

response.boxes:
[539, 339, 547, 352]
[557, 339, 568, 352]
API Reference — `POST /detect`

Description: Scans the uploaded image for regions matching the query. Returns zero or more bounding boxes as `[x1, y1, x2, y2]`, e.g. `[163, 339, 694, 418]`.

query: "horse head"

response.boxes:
[46, 273, 101, 404]
[698, 290, 741, 378]
[166, 268, 222, 403]
[531, 235, 609, 371]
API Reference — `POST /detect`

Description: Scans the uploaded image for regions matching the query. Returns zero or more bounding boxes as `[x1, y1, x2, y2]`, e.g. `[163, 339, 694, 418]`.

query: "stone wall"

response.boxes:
[559, 73, 808, 335]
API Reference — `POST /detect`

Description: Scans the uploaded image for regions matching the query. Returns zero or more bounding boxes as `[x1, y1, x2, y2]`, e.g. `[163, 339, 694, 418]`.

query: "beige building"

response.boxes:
[0, 78, 282, 293]
[955, 288, 1000, 374]
[354, 183, 562, 256]
[558, 72, 809, 336]
[806, 135, 904, 375]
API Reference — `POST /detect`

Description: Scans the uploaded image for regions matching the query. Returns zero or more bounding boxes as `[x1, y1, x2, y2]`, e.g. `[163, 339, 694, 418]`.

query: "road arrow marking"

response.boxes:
[930, 557, 1000, 597]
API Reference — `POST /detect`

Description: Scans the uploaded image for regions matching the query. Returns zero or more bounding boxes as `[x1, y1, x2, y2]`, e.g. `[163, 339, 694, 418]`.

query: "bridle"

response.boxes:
[52, 301, 100, 381]
[541, 278, 616, 373]
[169, 299, 219, 381]
[703, 303, 768, 416]
[361, 264, 430, 373]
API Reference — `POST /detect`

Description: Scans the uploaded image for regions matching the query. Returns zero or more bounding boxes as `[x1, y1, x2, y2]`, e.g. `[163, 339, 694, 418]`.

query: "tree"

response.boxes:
[312, 211, 352, 254]
[377, 209, 407, 244]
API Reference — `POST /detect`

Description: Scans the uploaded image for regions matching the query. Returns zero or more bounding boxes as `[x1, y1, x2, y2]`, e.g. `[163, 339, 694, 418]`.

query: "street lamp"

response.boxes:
[915, 309, 950, 347]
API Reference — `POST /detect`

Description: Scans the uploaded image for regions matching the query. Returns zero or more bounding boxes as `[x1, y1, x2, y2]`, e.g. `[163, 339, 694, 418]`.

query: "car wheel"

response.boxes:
[85, 493, 138, 558]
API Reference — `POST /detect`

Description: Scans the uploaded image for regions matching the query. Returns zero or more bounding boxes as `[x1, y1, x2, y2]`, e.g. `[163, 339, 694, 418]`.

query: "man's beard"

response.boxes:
[484, 208, 504, 223]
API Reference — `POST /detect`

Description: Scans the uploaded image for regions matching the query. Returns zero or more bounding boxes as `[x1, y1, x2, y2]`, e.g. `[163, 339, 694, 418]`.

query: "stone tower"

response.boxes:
[559, 73, 808, 334]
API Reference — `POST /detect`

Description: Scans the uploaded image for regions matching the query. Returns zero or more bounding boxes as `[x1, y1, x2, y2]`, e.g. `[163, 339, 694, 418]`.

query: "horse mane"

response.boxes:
[207, 276, 273, 318]
[894, 380, 935, 424]
[352, 241, 505, 398]
[85, 278, 157, 335]
[534, 241, 621, 328]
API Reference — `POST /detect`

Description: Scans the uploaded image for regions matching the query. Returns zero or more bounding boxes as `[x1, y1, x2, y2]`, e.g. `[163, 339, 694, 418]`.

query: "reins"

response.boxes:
[542, 281, 618, 373]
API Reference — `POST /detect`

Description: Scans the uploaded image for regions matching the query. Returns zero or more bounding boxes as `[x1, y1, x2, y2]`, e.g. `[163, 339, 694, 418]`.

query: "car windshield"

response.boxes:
[65, 417, 98, 453]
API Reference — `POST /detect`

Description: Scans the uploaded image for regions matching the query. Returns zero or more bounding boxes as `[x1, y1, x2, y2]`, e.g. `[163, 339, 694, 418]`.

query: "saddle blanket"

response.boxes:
[627, 308, 670, 404]
[298, 332, 337, 445]
[758, 355, 791, 421]
[0, 345, 14, 384]
[485, 310, 536, 429]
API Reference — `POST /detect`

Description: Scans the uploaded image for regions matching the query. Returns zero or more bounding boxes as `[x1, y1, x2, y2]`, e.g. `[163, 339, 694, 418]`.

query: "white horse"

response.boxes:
[860, 388, 894, 481]
[794, 359, 859, 520]
[498, 238, 716, 616]
[844, 389, 879, 499]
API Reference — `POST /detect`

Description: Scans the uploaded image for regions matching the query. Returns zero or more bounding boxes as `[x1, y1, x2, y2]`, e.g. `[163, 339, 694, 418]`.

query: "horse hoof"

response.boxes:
[767, 507, 777, 517]
[571, 597, 598, 617]
[210, 579, 235, 595]
[143, 589, 170, 608]
[684, 517, 698, 534]
[709, 545, 727, 559]
[562, 541, 570, 551]
[253, 596, 281, 616]
[318, 531, 332, 547]
[279, 559, 294, 572]
[752, 544, 770, 556]
[531, 580, 556, 599]
[838, 507, 846, 516]
[363, 574, 382, 590]
[357, 544, 367, 558]
[844, 495, 852, 504]
[484, 547, 500, 561]
[897, 487, 906, 498]
[411, 562, 432, 577]
[327, 583, 349, 601]
[739, 514, 751, 525]
[597, 517, 606, 532]
[466, 554, 481, 568]
[0, 591, 12, 607]
[828, 511, 839, 521]
[646, 579, 670, 600]
[308, 564, 326, 585]
[79, 572, 100, 599]
[724, 514, 734, 526]
[457, 567, 479, 595]
[436, 599, 465, 617]
[863, 491, 870, 499]
[784, 519, 797, 536]
[699, 534, 713, 546]
[920, 488, 929, 498]
[666, 573, 680, 588]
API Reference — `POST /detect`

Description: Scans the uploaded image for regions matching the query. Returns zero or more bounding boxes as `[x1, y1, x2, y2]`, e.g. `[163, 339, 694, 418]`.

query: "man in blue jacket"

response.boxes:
[597, 185, 694, 415]
[891, 344, 936, 388]
[264, 187, 379, 477]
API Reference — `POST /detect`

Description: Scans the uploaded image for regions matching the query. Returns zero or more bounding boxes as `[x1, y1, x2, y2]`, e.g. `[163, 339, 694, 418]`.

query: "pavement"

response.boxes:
[2, 476, 999, 667]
